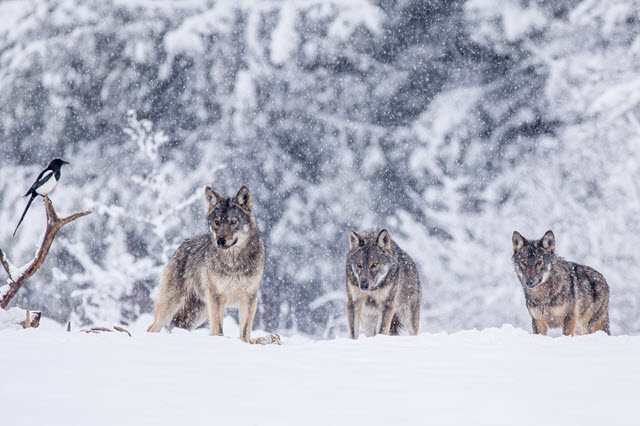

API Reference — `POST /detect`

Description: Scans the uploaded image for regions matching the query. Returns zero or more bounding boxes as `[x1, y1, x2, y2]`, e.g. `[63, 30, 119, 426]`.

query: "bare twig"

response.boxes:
[0, 195, 92, 309]
[113, 326, 132, 337]
[82, 326, 131, 336]
[82, 327, 113, 334]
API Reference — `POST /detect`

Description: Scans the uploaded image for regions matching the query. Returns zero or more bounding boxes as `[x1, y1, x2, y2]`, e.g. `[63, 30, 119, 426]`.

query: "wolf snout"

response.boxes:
[216, 237, 238, 250]
[525, 278, 535, 287]
[360, 281, 369, 290]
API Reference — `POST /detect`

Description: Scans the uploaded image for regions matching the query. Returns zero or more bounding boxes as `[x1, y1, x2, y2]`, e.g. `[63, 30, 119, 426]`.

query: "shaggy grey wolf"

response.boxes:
[148, 185, 265, 342]
[512, 230, 610, 335]
[346, 229, 421, 338]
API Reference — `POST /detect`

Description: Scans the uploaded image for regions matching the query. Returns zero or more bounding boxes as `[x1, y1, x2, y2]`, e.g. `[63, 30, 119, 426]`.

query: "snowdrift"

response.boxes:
[1, 323, 638, 425]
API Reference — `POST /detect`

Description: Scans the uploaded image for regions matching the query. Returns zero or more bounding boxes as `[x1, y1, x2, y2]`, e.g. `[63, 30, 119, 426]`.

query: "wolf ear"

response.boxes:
[348, 231, 362, 251]
[376, 229, 392, 252]
[235, 185, 252, 211]
[205, 186, 222, 210]
[541, 230, 555, 252]
[512, 231, 525, 252]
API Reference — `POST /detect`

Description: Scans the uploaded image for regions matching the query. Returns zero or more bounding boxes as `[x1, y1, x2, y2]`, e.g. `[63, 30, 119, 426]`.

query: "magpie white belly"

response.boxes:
[36, 175, 57, 195]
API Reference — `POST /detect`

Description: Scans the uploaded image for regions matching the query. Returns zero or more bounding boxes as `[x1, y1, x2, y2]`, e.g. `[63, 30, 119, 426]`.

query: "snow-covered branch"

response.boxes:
[124, 110, 168, 165]
[0, 196, 93, 309]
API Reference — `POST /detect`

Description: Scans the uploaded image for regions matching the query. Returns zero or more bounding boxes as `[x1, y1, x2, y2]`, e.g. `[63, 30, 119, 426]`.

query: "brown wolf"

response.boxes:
[147, 185, 265, 342]
[512, 230, 610, 335]
[346, 229, 421, 338]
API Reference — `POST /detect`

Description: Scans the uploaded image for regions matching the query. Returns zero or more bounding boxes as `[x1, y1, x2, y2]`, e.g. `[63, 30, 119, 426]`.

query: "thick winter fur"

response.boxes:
[512, 230, 610, 336]
[346, 229, 422, 338]
[148, 185, 265, 341]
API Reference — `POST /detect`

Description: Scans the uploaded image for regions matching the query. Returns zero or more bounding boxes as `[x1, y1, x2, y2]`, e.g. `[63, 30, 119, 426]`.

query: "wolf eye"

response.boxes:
[370, 262, 379, 269]
[355, 261, 362, 269]
[536, 261, 542, 267]
[229, 217, 239, 227]
[520, 260, 527, 267]
[213, 218, 221, 227]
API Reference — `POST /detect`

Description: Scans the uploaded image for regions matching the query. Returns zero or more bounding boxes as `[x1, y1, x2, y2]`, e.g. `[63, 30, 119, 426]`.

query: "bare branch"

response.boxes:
[0, 196, 93, 309]
[82, 327, 113, 334]
[81, 326, 131, 336]
[61, 209, 93, 226]
[43, 194, 59, 223]
[113, 326, 132, 336]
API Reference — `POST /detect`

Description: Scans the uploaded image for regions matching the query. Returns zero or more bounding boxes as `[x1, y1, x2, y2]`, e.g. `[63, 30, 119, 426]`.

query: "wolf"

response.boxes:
[346, 229, 422, 339]
[147, 185, 265, 342]
[512, 230, 610, 335]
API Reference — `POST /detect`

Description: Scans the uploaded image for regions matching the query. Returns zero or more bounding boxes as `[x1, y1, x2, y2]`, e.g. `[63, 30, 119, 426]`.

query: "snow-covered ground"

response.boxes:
[2, 316, 638, 425]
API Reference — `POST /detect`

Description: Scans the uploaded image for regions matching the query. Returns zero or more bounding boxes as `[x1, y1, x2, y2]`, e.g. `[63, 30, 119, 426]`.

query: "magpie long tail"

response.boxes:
[13, 194, 37, 237]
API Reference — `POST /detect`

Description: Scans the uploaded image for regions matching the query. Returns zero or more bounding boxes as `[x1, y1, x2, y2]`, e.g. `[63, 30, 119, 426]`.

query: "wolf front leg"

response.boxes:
[239, 294, 258, 342]
[531, 317, 548, 335]
[378, 301, 396, 335]
[207, 291, 226, 336]
[346, 298, 362, 339]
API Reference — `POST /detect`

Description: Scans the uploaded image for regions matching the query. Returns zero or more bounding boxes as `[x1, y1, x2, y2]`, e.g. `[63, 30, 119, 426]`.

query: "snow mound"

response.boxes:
[0, 325, 637, 425]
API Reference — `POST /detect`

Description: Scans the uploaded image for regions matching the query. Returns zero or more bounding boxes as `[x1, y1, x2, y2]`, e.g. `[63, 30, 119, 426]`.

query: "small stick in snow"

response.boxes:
[0, 195, 92, 309]
[81, 326, 132, 336]
[19, 309, 41, 329]
[113, 326, 132, 337]
[82, 327, 113, 333]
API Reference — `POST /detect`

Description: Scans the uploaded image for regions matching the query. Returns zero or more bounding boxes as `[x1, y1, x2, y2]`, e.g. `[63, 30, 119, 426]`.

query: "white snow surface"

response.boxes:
[1, 319, 638, 425]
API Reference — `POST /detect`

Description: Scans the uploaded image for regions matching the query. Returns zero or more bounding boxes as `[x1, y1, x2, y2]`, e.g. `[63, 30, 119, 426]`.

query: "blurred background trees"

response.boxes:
[1, 0, 639, 335]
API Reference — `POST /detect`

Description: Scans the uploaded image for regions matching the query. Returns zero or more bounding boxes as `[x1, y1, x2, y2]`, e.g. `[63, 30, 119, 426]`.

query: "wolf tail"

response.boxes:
[13, 193, 37, 237]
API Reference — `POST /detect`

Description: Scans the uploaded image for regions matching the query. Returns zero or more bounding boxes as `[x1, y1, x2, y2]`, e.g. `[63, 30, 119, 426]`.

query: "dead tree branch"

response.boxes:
[0, 195, 92, 309]
[81, 326, 132, 336]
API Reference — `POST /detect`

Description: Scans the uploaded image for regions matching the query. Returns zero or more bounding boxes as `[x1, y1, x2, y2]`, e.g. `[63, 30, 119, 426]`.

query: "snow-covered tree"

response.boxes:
[1, 0, 638, 335]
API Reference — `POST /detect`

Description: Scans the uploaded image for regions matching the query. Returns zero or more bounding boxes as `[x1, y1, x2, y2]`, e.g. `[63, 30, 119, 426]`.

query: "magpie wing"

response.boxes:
[23, 169, 53, 197]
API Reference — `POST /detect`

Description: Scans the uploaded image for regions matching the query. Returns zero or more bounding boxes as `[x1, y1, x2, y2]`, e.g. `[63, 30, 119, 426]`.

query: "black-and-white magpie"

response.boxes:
[13, 158, 69, 236]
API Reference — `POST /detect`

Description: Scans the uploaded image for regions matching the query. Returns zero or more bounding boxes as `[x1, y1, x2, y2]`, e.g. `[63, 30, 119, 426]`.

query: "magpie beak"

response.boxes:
[13, 158, 69, 236]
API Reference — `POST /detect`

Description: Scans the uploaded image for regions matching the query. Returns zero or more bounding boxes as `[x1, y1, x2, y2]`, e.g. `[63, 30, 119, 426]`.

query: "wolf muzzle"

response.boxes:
[360, 280, 370, 290]
[216, 237, 237, 250]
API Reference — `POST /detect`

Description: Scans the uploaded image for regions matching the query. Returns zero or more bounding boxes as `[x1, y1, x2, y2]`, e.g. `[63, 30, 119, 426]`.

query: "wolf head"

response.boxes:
[347, 229, 395, 291]
[205, 185, 254, 250]
[512, 230, 556, 289]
